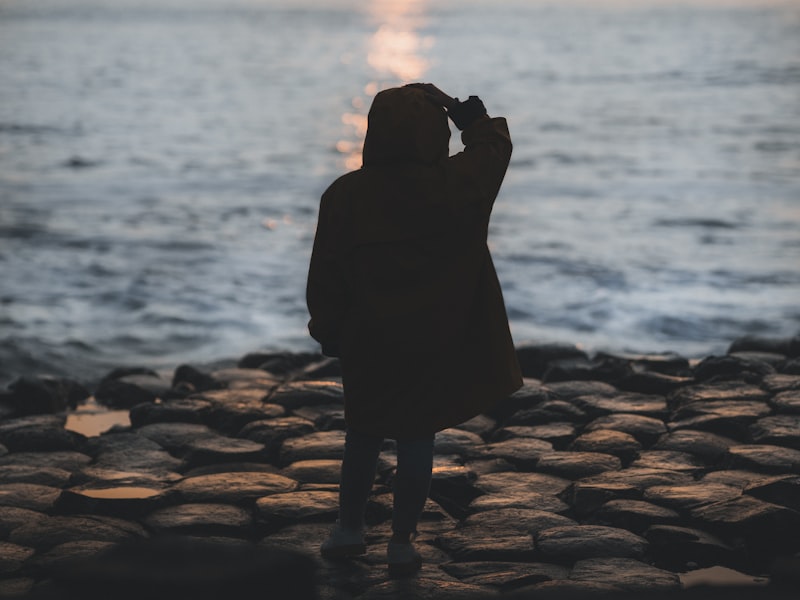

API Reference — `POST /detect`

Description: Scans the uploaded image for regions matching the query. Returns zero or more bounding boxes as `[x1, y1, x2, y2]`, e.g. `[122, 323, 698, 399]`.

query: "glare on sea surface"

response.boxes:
[338, 0, 433, 170]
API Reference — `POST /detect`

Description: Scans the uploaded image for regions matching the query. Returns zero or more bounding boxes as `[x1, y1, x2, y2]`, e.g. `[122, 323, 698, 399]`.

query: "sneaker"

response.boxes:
[320, 523, 366, 559]
[387, 540, 422, 577]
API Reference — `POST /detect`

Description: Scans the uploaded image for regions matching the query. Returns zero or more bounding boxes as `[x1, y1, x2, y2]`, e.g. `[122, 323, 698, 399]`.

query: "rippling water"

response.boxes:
[1, 0, 799, 384]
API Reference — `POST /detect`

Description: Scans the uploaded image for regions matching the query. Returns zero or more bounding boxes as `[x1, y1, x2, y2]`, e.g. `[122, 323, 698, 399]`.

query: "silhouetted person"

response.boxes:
[306, 83, 522, 575]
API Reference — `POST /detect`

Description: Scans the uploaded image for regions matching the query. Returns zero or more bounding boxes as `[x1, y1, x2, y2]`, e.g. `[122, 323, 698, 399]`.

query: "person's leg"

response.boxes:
[338, 427, 383, 530]
[387, 434, 434, 575]
[321, 427, 383, 558]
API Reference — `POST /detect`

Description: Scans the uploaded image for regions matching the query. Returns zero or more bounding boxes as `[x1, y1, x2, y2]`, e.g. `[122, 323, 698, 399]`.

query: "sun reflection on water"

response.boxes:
[339, 0, 433, 170]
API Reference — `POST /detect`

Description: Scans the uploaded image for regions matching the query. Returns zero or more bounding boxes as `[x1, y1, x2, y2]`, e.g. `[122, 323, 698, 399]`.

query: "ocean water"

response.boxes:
[1, 0, 799, 385]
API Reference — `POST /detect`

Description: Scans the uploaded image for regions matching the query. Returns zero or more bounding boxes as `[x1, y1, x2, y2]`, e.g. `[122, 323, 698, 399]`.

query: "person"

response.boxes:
[306, 83, 522, 576]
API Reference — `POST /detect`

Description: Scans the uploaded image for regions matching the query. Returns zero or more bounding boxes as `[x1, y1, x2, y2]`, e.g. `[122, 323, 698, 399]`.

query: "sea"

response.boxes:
[1, 0, 799, 385]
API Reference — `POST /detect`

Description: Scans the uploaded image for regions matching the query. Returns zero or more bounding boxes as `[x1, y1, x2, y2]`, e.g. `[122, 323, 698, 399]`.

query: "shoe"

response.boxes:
[387, 540, 422, 577]
[320, 523, 366, 559]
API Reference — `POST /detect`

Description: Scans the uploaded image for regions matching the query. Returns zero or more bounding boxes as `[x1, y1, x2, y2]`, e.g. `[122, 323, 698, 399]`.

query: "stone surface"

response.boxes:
[435, 525, 536, 561]
[463, 508, 576, 536]
[279, 430, 346, 465]
[568, 557, 681, 592]
[749, 415, 800, 449]
[568, 429, 641, 461]
[144, 503, 253, 537]
[268, 380, 344, 410]
[172, 472, 297, 504]
[29, 540, 117, 571]
[590, 499, 680, 533]
[256, 490, 340, 528]
[8, 515, 146, 551]
[630, 450, 706, 472]
[442, 561, 569, 591]
[584, 413, 666, 446]
[744, 474, 800, 509]
[0, 451, 91, 471]
[0, 541, 35, 574]
[535, 451, 621, 479]
[565, 481, 641, 516]
[129, 398, 215, 427]
[653, 429, 738, 463]
[582, 467, 694, 489]
[474, 472, 571, 496]
[281, 459, 342, 484]
[572, 393, 668, 419]
[534, 525, 648, 561]
[771, 390, 800, 413]
[644, 524, 740, 570]
[468, 491, 570, 515]
[727, 444, 800, 473]
[0, 465, 72, 488]
[0, 483, 62, 512]
[643, 483, 741, 511]
[484, 438, 553, 469]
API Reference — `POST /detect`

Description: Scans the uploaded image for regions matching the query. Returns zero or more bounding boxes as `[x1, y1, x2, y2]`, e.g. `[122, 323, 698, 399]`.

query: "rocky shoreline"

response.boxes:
[1, 335, 799, 599]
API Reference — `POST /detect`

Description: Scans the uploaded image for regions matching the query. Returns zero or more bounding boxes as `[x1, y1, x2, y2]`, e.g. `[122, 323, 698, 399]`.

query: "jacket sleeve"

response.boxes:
[447, 99, 513, 214]
[306, 190, 347, 357]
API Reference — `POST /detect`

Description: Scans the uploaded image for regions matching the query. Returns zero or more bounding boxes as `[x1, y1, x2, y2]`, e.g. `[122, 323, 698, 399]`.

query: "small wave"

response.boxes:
[654, 218, 740, 230]
[61, 156, 101, 169]
[0, 122, 61, 135]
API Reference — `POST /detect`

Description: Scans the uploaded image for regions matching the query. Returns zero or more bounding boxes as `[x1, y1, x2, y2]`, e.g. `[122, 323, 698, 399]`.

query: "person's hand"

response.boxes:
[405, 83, 457, 111]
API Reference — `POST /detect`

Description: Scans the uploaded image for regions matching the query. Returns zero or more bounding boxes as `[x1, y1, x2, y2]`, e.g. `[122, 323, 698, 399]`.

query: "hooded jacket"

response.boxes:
[307, 86, 522, 439]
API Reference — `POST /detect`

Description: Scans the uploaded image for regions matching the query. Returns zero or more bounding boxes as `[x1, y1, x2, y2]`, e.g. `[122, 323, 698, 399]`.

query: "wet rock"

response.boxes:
[744, 474, 800, 509]
[268, 380, 344, 410]
[490, 379, 552, 420]
[92, 447, 184, 473]
[568, 429, 641, 462]
[256, 490, 339, 529]
[595, 351, 691, 376]
[129, 398, 215, 427]
[693, 355, 775, 382]
[0, 483, 62, 512]
[0, 465, 72, 487]
[237, 416, 316, 460]
[442, 560, 569, 591]
[360, 577, 490, 600]
[279, 430, 346, 465]
[205, 394, 285, 434]
[171, 364, 224, 394]
[644, 524, 740, 570]
[671, 382, 771, 410]
[0, 425, 86, 453]
[282, 459, 341, 484]
[182, 436, 267, 468]
[565, 481, 641, 517]
[0, 450, 92, 471]
[541, 355, 631, 384]
[534, 525, 648, 560]
[9, 515, 146, 551]
[749, 415, 800, 449]
[95, 374, 170, 409]
[72, 466, 182, 488]
[468, 491, 570, 515]
[238, 351, 321, 373]
[55, 485, 169, 518]
[292, 403, 345, 431]
[172, 472, 297, 504]
[546, 380, 618, 400]
[568, 557, 681, 592]
[0, 540, 34, 574]
[144, 503, 253, 537]
[643, 482, 741, 511]
[701, 469, 771, 489]
[494, 423, 577, 448]
[512, 579, 621, 597]
[590, 499, 680, 533]
[653, 429, 738, 463]
[507, 400, 588, 426]
[484, 438, 553, 469]
[182, 462, 278, 478]
[630, 450, 706, 473]
[582, 467, 693, 489]
[434, 428, 488, 458]
[0, 578, 34, 597]
[616, 370, 694, 395]
[727, 444, 800, 473]
[451, 415, 494, 439]
[690, 495, 800, 540]
[572, 392, 668, 419]
[29, 539, 117, 572]
[0, 506, 47, 537]
[763, 374, 800, 394]
[475, 471, 571, 497]
[770, 389, 800, 414]
[208, 367, 279, 389]
[464, 508, 576, 536]
[134, 422, 216, 452]
[427, 463, 481, 519]
[7, 376, 87, 415]
[584, 413, 666, 446]
[535, 451, 621, 479]
[435, 525, 536, 561]
[515, 342, 588, 379]
[48, 535, 316, 600]
[729, 334, 800, 357]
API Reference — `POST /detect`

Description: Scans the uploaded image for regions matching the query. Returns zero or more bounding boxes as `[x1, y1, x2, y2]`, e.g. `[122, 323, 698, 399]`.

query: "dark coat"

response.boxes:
[306, 86, 522, 439]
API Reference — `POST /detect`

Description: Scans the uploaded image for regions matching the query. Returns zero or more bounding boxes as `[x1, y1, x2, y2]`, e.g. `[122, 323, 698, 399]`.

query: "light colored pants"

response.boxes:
[339, 428, 434, 535]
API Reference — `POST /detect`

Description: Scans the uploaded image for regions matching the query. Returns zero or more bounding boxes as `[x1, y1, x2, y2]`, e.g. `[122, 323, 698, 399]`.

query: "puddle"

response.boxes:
[75, 486, 163, 500]
[64, 397, 130, 437]
[681, 566, 769, 588]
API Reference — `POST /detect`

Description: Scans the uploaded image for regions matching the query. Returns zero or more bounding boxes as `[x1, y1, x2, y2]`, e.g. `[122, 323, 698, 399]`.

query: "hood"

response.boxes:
[362, 86, 451, 167]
